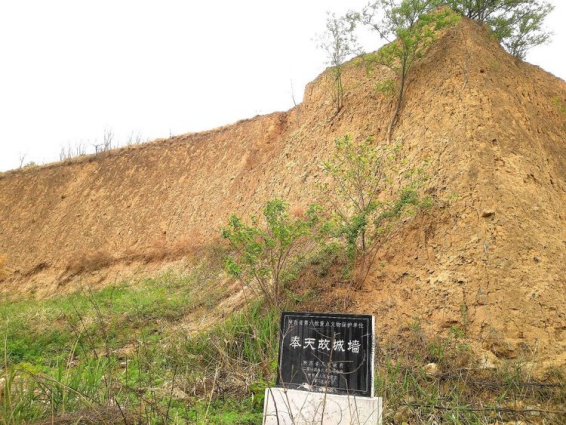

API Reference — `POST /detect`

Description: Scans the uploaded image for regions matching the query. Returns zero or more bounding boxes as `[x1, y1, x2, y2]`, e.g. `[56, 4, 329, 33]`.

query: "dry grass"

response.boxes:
[0, 253, 8, 279]
[375, 322, 566, 424]
[36, 406, 134, 425]
[119, 233, 226, 267]
[65, 250, 115, 275]
[290, 205, 307, 218]
[62, 232, 226, 279]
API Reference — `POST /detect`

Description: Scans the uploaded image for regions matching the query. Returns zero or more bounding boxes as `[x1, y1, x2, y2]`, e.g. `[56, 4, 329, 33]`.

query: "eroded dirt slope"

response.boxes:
[1, 19, 565, 365]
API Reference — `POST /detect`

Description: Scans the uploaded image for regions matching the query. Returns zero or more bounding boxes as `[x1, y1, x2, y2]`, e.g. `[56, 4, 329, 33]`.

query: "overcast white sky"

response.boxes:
[1, 0, 565, 172]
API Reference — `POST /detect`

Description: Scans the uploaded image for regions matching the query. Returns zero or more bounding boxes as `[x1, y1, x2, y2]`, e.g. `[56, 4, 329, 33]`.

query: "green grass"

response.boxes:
[1, 264, 565, 424]
[0, 259, 280, 424]
[0, 268, 222, 366]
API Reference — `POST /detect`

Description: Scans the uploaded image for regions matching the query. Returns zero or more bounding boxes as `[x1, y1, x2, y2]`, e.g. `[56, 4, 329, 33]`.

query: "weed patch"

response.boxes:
[0, 262, 272, 424]
[375, 323, 566, 424]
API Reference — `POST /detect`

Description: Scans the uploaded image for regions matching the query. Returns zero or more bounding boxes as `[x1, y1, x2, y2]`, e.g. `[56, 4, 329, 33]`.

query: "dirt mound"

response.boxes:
[1, 19, 565, 365]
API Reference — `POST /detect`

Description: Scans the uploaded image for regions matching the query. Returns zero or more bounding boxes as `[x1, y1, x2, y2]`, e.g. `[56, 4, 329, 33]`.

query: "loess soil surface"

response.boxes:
[1, 18, 565, 368]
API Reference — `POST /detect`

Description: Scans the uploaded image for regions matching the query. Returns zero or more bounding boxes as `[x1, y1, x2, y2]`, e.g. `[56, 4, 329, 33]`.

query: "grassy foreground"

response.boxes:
[0, 258, 275, 424]
[1, 262, 565, 424]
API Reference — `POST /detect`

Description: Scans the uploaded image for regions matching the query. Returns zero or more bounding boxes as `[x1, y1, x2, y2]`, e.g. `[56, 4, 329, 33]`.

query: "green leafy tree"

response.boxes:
[317, 12, 360, 113]
[323, 135, 394, 258]
[443, 0, 554, 59]
[323, 135, 432, 287]
[350, 1, 458, 142]
[221, 200, 320, 307]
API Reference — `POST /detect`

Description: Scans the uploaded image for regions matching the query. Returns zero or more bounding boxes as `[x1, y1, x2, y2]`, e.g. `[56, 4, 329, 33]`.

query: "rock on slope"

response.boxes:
[0, 19, 565, 365]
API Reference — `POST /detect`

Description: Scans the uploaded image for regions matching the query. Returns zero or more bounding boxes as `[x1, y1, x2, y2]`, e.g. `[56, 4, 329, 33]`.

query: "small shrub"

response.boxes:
[222, 199, 321, 307]
[551, 96, 566, 114]
[323, 135, 430, 256]
[322, 135, 394, 258]
[322, 135, 432, 287]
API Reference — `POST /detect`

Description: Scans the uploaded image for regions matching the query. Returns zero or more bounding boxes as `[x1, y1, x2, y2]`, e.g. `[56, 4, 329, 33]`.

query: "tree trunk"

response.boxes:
[386, 72, 406, 143]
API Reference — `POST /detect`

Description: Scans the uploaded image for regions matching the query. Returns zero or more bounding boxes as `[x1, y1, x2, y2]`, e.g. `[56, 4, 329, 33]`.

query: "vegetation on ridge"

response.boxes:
[319, 0, 554, 140]
[444, 0, 554, 59]
[317, 13, 360, 113]
[349, 1, 459, 142]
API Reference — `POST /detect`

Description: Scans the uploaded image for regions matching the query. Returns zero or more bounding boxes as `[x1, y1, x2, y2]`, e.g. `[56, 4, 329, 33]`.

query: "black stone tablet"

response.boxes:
[276, 312, 375, 397]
